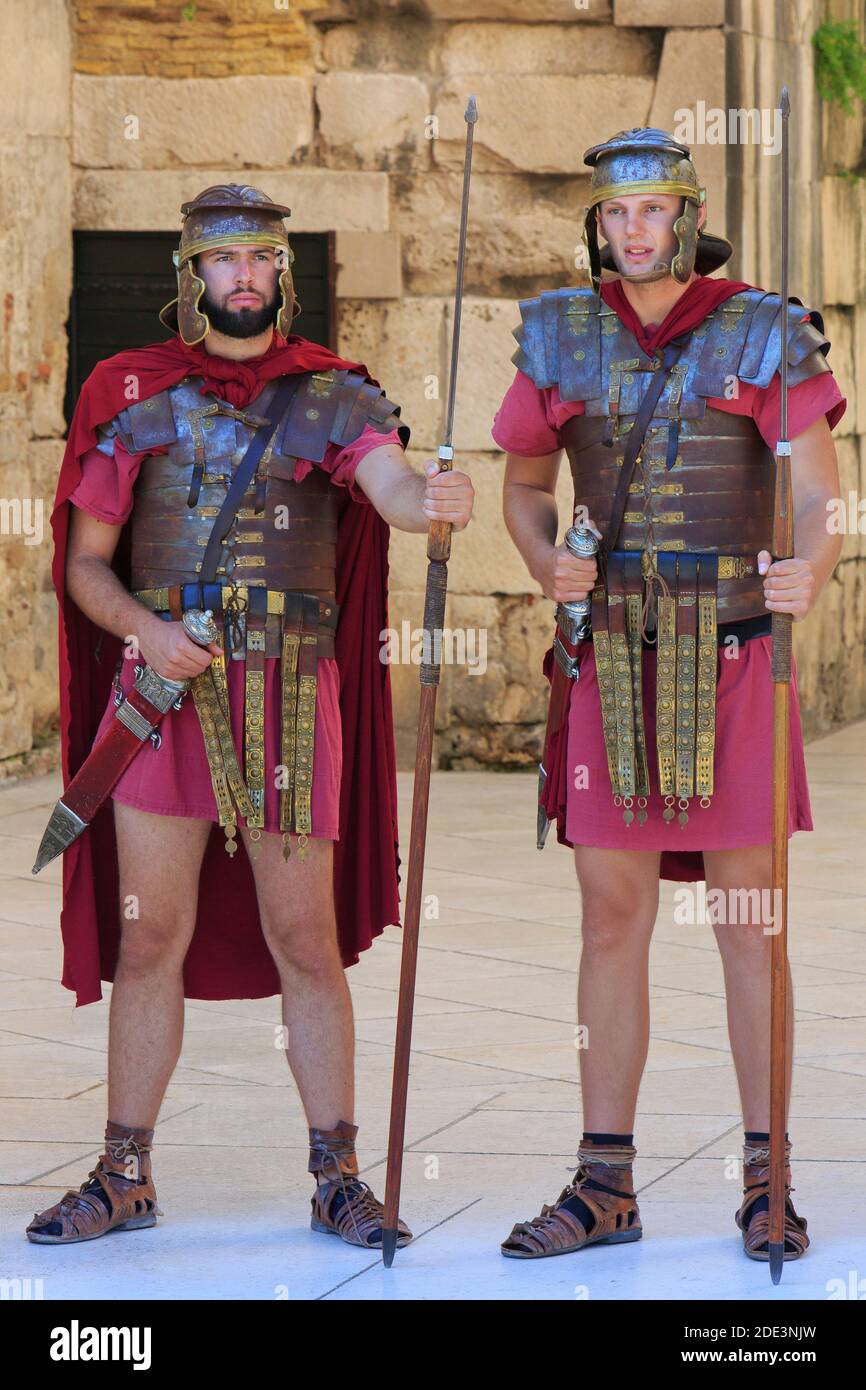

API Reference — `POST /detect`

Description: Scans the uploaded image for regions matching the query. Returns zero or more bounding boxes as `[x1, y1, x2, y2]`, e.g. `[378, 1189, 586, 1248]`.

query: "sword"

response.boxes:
[32, 608, 221, 874]
[537, 524, 600, 848]
[381, 94, 478, 1268]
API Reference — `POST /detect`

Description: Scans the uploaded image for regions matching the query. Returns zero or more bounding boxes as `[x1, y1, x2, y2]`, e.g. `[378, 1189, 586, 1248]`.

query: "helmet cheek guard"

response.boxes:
[171, 252, 209, 346]
[671, 196, 701, 284]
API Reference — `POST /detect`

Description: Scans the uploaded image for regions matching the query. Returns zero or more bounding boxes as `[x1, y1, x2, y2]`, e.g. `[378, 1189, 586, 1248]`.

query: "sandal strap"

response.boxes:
[504, 1163, 639, 1256]
[313, 1177, 410, 1247]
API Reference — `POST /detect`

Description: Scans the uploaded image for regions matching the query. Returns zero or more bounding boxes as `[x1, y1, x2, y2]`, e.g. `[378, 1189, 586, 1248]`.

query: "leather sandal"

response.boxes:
[502, 1142, 642, 1259]
[26, 1121, 162, 1245]
[735, 1140, 809, 1262]
[307, 1119, 413, 1250]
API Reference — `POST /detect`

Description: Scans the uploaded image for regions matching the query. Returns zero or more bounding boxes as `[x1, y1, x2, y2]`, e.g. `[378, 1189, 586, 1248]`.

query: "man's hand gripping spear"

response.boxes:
[380, 96, 478, 1268]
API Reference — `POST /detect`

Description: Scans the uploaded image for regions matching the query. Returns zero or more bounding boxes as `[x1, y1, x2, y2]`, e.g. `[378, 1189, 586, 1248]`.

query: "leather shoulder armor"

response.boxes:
[116, 390, 178, 454]
[735, 291, 831, 389]
[512, 287, 602, 398]
[273, 369, 408, 462]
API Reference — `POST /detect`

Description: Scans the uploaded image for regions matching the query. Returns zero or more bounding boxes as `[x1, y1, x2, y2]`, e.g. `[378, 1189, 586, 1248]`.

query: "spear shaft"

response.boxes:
[380, 97, 478, 1268]
[768, 84, 793, 1286]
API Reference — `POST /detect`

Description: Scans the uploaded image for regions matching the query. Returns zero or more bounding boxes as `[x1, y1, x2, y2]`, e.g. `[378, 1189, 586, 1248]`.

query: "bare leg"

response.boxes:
[238, 829, 353, 1130]
[574, 845, 662, 1131]
[109, 801, 213, 1128]
[703, 844, 794, 1131]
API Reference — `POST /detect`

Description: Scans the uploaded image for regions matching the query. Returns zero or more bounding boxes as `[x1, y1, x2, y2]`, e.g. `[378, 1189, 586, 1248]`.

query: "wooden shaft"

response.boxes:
[383, 682, 438, 1237]
[769, 669, 791, 1257]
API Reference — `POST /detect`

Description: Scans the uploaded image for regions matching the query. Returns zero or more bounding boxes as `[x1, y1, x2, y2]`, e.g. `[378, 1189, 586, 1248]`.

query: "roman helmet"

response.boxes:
[581, 127, 733, 293]
[159, 184, 299, 345]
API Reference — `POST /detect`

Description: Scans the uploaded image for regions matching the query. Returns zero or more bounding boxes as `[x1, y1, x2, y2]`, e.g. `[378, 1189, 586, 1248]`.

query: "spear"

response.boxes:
[380, 95, 478, 1268]
[768, 84, 793, 1286]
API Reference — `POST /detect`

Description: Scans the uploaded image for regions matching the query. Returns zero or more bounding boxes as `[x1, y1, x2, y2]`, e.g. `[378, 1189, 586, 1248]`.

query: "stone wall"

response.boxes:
[2, 0, 862, 777]
[0, 2, 72, 774]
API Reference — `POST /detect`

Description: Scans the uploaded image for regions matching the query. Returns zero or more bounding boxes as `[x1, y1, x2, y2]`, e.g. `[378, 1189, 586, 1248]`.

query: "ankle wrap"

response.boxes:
[103, 1120, 155, 1181]
[576, 1140, 637, 1168]
[743, 1138, 792, 1168]
[308, 1119, 360, 1179]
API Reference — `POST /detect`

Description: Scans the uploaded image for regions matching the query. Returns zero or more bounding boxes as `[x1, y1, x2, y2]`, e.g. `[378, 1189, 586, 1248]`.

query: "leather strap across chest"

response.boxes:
[199, 374, 302, 586]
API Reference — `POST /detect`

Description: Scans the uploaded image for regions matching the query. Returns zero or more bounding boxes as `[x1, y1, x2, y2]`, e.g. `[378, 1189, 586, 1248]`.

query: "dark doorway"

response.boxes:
[64, 230, 336, 427]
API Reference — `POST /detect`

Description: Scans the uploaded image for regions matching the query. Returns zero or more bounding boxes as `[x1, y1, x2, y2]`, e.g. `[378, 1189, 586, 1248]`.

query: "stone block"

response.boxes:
[74, 170, 390, 233]
[435, 591, 553, 768]
[433, 77, 653, 175]
[615, 0, 723, 23]
[821, 307, 854, 438]
[727, 0, 824, 44]
[420, 1, 611, 19]
[822, 176, 866, 307]
[317, 73, 431, 172]
[31, 590, 59, 734]
[441, 22, 657, 77]
[448, 297, 534, 453]
[74, 75, 313, 168]
[0, 541, 34, 758]
[337, 297, 447, 452]
[821, 91, 865, 174]
[852, 301, 866, 439]
[833, 437, 861, 562]
[322, 14, 446, 73]
[335, 231, 402, 299]
[0, 0, 71, 140]
[390, 170, 592, 298]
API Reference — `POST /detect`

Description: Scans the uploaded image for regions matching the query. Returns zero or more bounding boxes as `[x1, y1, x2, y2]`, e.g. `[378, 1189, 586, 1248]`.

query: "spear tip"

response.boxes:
[780, 86, 790, 117]
[769, 1241, 784, 1283]
[465, 94, 478, 124]
[381, 1227, 399, 1268]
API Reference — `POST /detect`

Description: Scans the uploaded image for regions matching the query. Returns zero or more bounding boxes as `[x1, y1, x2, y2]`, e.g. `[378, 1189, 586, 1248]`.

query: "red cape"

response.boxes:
[546, 275, 760, 884]
[52, 332, 402, 1006]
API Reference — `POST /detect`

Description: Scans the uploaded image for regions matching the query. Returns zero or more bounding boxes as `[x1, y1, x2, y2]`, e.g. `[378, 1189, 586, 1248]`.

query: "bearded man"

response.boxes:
[27, 185, 473, 1250]
[492, 130, 845, 1264]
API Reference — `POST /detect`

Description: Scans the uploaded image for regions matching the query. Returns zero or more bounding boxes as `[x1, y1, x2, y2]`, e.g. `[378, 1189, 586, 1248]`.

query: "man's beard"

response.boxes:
[199, 284, 280, 339]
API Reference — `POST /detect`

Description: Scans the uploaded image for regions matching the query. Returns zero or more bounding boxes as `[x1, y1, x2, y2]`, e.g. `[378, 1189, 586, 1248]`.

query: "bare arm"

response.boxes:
[353, 443, 474, 533]
[502, 449, 597, 602]
[758, 414, 844, 620]
[65, 505, 222, 679]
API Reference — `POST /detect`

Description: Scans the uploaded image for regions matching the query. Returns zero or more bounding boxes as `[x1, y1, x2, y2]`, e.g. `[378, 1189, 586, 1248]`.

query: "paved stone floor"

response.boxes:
[0, 721, 864, 1301]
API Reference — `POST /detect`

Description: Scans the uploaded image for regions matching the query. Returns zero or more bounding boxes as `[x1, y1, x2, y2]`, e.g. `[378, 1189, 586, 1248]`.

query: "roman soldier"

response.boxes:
[493, 130, 845, 1263]
[27, 185, 474, 1249]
